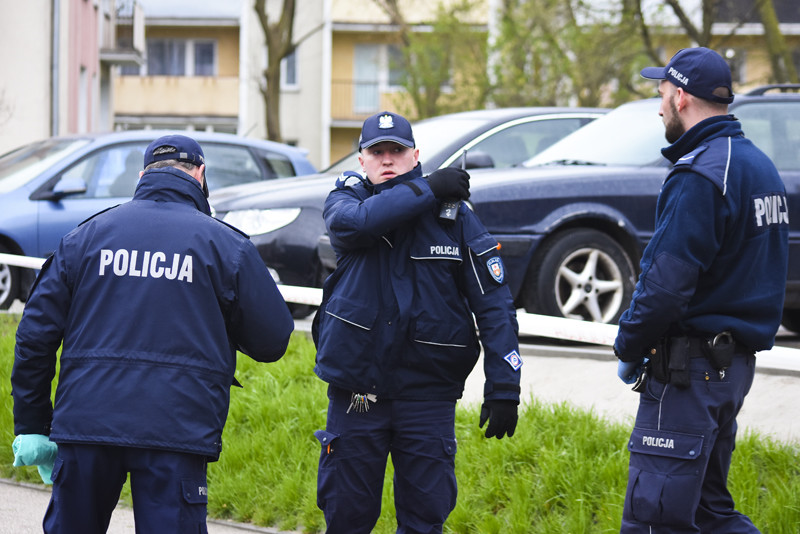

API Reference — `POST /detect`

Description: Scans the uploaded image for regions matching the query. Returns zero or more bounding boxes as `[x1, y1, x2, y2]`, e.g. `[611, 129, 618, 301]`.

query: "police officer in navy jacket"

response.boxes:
[614, 48, 788, 532]
[11, 134, 294, 533]
[312, 111, 522, 533]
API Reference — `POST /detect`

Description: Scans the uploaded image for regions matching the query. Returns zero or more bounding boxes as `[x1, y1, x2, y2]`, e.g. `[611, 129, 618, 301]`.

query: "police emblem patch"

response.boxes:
[378, 115, 394, 129]
[487, 257, 504, 283]
[504, 350, 522, 371]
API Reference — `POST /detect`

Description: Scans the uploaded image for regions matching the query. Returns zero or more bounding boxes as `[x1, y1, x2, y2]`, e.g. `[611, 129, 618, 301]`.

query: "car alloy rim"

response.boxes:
[0, 263, 10, 304]
[554, 247, 624, 323]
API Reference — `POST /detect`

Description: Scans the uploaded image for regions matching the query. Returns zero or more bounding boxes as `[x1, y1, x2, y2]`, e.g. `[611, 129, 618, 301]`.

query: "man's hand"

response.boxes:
[617, 359, 646, 385]
[479, 400, 518, 439]
[12, 434, 58, 484]
[426, 168, 470, 200]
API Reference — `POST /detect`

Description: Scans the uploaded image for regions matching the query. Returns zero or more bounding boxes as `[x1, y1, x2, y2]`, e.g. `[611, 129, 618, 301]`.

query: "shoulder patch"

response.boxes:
[504, 350, 523, 371]
[487, 256, 505, 283]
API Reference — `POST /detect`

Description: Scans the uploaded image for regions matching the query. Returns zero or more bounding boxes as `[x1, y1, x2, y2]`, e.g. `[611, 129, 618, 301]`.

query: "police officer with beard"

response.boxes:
[614, 48, 788, 532]
[312, 111, 522, 533]
[11, 134, 294, 533]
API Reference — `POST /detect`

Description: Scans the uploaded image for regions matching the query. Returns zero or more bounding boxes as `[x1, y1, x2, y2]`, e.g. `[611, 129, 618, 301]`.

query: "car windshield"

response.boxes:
[0, 138, 90, 193]
[525, 99, 666, 167]
[323, 117, 491, 174]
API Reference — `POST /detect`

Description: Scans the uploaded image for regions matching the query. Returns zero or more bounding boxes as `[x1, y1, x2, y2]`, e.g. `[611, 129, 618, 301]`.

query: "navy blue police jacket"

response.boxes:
[313, 164, 522, 402]
[11, 168, 294, 460]
[615, 115, 789, 361]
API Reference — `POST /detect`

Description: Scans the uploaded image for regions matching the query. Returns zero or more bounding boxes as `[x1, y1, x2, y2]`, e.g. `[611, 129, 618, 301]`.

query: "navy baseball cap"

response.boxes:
[641, 47, 734, 104]
[358, 111, 415, 151]
[144, 134, 205, 168]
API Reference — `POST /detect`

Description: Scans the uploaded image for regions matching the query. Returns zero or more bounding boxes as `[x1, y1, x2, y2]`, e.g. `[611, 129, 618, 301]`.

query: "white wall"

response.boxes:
[0, 3, 56, 153]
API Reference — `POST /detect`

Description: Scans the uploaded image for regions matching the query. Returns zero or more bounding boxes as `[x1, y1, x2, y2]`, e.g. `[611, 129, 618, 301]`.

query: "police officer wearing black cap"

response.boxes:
[312, 111, 522, 533]
[614, 48, 788, 532]
[11, 134, 294, 533]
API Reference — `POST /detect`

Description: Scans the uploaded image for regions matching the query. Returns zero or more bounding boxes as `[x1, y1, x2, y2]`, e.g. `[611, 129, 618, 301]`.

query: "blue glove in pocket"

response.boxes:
[12, 434, 58, 485]
[617, 359, 643, 384]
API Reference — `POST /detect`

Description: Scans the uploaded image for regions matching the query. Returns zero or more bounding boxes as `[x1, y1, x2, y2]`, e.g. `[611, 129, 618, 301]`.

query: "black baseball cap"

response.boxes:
[144, 134, 205, 168]
[641, 47, 734, 104]
[358, 111, 415, 151]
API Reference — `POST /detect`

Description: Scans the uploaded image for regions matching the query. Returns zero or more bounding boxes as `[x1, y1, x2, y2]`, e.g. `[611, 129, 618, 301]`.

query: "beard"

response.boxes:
[664, 98, 685, 144]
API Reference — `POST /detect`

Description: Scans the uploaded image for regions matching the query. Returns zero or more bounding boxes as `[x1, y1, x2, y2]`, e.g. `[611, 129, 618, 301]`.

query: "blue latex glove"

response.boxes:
[617, 359, 646, 385]
[12, 434, 58, 485]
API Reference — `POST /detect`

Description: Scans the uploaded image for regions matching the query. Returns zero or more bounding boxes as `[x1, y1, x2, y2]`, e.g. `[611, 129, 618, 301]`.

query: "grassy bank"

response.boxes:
[1, 313, 798, 532]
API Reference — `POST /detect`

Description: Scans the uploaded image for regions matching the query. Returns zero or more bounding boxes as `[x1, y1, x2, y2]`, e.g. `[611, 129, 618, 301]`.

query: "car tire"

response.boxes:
[524, 229, 636, 323]
[0, 245, 20, 310]
[780, 309, 800, 334]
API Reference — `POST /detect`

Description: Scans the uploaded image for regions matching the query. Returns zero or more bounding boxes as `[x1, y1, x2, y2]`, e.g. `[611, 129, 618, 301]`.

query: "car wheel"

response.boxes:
[0, 246, 20, 310]
[524, 229, 635, 323]
[780, 309, 800, 334]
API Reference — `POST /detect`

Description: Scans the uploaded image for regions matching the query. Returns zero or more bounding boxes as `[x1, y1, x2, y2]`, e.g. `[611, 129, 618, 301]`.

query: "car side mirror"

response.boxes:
[451, 152, 495, 170]
[40, 177, 88, 200]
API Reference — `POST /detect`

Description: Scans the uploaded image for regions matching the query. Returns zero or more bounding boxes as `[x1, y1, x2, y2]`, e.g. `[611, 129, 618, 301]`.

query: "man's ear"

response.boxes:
[200, 164, 209, 198]
[675, 87, 689, 111]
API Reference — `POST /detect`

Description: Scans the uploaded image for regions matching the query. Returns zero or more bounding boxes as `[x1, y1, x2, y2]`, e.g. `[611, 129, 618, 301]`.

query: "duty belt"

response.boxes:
[674, 333, 751, 358]
[647, 332, 752, 387]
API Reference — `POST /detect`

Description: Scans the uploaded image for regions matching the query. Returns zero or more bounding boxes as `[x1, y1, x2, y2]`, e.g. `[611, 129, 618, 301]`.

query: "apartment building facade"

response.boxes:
[2, 0, 798, 168]
[0, 0, 141, 155]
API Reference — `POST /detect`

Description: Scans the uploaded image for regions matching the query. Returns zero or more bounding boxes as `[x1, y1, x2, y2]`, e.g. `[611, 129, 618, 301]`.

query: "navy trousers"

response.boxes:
[315, 385, 458, 534]
[43, 444, 209, 534]
[621, 352, 759, 533]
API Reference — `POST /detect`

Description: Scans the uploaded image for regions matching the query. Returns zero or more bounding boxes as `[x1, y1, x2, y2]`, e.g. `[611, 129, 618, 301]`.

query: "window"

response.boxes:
[146, 39, 216, 76]
[282, 48, 298, 89]
[354, 44, 380, 113]
[388, 45, 405, 88]
[352, 44, 408, 114]
[202, 144, 264, 188]
[736, 102, 800, 170]
[120, 63, 140, 76]
[793, 48, 800, 81]
[722, 48, 745, 84]
[148, 40, 186, 75]
[194, 42, 215, 76]
[62, 142, 148, 199]
[469, 117, 596, 169]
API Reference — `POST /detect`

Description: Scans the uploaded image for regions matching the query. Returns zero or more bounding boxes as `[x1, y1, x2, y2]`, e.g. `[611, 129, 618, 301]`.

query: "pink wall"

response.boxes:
[67, 0, 99, 132]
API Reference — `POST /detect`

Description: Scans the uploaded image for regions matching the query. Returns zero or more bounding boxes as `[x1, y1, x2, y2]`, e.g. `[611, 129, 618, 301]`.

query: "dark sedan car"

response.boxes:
[0, 130, 316, 308]
[450, 87, 800, 330]
[317, 86, 800, 329]
[210, 106, 606, 312]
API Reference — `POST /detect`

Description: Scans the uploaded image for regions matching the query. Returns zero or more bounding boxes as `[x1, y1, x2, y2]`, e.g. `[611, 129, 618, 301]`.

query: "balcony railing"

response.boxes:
[331, 80, 407, 122]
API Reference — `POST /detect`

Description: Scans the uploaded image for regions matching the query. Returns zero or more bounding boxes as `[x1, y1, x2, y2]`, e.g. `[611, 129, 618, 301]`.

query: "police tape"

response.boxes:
[0, 253, 49, 271]
[1, 252, 798, 373]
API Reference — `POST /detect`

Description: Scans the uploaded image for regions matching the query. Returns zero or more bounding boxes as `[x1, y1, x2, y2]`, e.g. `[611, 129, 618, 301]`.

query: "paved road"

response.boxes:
[0, 477, 299, 534]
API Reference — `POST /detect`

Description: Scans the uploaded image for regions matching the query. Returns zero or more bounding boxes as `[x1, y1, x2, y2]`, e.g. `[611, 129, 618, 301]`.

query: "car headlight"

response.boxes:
[221, 208, 301, 235]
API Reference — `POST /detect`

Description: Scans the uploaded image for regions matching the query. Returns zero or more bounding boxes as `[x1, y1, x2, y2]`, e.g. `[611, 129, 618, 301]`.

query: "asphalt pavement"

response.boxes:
[2, 316, 798, 533]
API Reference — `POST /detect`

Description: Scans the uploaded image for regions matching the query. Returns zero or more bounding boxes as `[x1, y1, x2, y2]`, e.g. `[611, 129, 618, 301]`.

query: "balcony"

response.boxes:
[114, 75, 239, 117]
[331, 79, 408, 124]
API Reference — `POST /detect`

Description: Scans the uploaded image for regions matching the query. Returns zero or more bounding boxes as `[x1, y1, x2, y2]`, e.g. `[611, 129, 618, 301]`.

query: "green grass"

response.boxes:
[2, 313, 799, 532]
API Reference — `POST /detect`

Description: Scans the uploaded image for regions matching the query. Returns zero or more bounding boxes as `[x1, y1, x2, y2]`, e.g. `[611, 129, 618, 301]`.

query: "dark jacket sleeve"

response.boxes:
[227, 241, 294, 362]
[458, 210, 521, 402]
[324, 177, 436, 253]
[12, 254, 70, 435]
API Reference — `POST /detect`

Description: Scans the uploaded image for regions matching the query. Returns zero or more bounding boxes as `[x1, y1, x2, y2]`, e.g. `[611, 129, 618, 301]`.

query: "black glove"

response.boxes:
[425, 168, 470, 200]
[478, 399, 518, 439]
